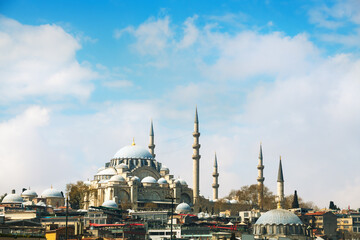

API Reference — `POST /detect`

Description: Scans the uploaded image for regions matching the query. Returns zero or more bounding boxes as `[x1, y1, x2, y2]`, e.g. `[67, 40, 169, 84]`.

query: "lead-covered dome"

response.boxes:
[141, 176, 157, 184]
[113, 145, 154, 159]
[2, 194, 23, 203]
[176, 202, 191, 214]
[102, 200, 118, 209]
[21, 190, 38, 197]
[41, 188, 63, 198]
[255, 209, 303, 225]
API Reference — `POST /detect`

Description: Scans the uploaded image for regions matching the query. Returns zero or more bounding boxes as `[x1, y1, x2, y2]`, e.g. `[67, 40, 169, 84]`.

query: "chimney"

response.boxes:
[22, 188, 27, 193]
[12, 189, 15, 194]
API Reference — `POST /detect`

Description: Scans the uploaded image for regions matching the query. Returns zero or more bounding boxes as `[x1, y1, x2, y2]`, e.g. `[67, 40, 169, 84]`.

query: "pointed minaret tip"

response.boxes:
[214, 152, 218, 167]
[194, 106, 199, 123]
[150, 119, 154, 136]
[277, 157, 284, 182]
[259, 142, 263, 160]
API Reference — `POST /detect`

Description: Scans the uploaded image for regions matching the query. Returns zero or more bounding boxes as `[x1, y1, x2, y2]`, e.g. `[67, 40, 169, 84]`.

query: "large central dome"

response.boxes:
[255, 209, 303, 225]
[113, 145, 154, 159]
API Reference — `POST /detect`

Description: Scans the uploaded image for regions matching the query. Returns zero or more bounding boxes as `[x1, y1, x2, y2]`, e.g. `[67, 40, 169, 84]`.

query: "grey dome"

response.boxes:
[113, 145, 154, 159]
[2, 194, 23, 203]
[160, 166, 169, 171]
[41, 188, 63, 198]
[110, 175, 126, 182]
[157, 178, 168, 184]
[102, 200, 118, 209]
[132, 176, 140, 182]
[116, 163, 129, 169]
[255, 209, 303, 225]
[176, 202, 191, 214]
[36, 201, 46, 207]
[141, 176, 157, 184]
[96, 167, 117, 176]
[21, 190, 38, 197]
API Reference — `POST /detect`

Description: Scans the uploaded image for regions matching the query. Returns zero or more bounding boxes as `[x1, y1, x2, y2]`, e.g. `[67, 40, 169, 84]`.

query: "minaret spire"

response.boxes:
[212, 152, 219, 200]
[148, 120, 155, 158]
[257, 143, 265, 209]
[277, 156, 285, 209]
[192, 107, 201, 205]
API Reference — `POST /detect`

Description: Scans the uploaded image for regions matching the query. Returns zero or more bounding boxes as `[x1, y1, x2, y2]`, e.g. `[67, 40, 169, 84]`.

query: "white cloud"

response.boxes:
[0, 16, 98, 102]
[201, 31, 319, 80]
[177, 15, 199, 49]
[114, 16, 172, 55]
[308, 0, 360, 29]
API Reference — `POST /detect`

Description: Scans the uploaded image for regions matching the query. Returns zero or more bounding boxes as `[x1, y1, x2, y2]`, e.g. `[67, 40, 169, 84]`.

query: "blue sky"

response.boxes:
[1, 0, 360, 208]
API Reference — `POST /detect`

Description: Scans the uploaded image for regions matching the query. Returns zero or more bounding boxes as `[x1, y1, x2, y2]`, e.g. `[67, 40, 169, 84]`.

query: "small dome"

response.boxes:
[110, 175, 126, 182]
[97, 166, 105, 172]
[157, 178, 168, 184]
[102, 200, 118, 209]
[84, 180, 91, 186]
[224, 199, 231, 204]
[21, 190, 38, 197]
[113, 145, 154, 159]
[160, 166, 169, 171]
[255, 209, 303, 225]
[36, 201, 47, 207]
[22, 201, 34, 206]
[176, 202, 191, 214]
[41, 188, 63, 198]
[230, 199, 238, 204]
[2, 194, 23, 203]
[179, 179, 187, 186]
[116, 163, 129, 169]
[141, 176, 157, 184]
[96, 167, 117, 176]
[98, 179, 109, 184]
[132, 176, 140, 182]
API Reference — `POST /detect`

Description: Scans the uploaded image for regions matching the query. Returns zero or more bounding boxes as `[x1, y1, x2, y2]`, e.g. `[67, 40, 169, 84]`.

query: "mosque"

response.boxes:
[83, 108, 219, 213]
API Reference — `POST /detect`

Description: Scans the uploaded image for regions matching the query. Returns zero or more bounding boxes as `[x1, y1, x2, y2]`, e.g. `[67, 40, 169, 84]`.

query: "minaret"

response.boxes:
[192, 107, 201, 205]
[257, 143, 265, 209]
[277, 157, 285, 209]
[212, 152, 219, 200]
[148, 120, 155, 158]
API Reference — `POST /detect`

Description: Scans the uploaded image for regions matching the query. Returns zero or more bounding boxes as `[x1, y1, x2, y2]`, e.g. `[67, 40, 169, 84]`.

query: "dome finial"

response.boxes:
[132, 138, 136, 146]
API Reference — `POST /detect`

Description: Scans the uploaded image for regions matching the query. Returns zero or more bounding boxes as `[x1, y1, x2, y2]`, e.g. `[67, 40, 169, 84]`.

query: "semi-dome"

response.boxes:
[116, 163, 129, 169]
[160, 166, 169, 171]
[2, 194, 23, 203]
[230, 199, 239, 204]
[84, 180, 91, 186]
[255, 209, 303, 225]
[110, 175, 126, 182]
[102, 200, 118, 209]
[36, 201, 47, 207]
[96, 167, 117, 176]
[22, 201, 34, 206]
[176, 202, 191, 214]
[113, 145, 154, 159]
[41, 188, 63, 198]
[157, 178, 168, 184]
[97, 167, 105, 172]
[132, 176, 140, 182]
[21, 190, 38, 197]
[141, 176, 157, 184]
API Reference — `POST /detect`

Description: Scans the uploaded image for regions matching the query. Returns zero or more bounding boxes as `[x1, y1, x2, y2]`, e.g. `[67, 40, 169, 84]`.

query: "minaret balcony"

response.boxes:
[192, 132, 200, 137]
[212, 173, 219, 177]
[257, 165, 264, 170]
[192, 143, 201, 148]
[192, 154, 201, 160]
[257, 177, 265, 182]
[212, 183, 219, 188]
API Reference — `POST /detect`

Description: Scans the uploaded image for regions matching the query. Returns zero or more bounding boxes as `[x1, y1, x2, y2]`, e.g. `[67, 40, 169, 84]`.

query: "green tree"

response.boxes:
[66, 181, 89, 209]
[227, 184, 276, 210]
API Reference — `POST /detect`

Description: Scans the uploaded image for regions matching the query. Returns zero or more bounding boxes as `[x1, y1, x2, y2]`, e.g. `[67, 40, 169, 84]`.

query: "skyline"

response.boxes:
[0, 0, 360, 209]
